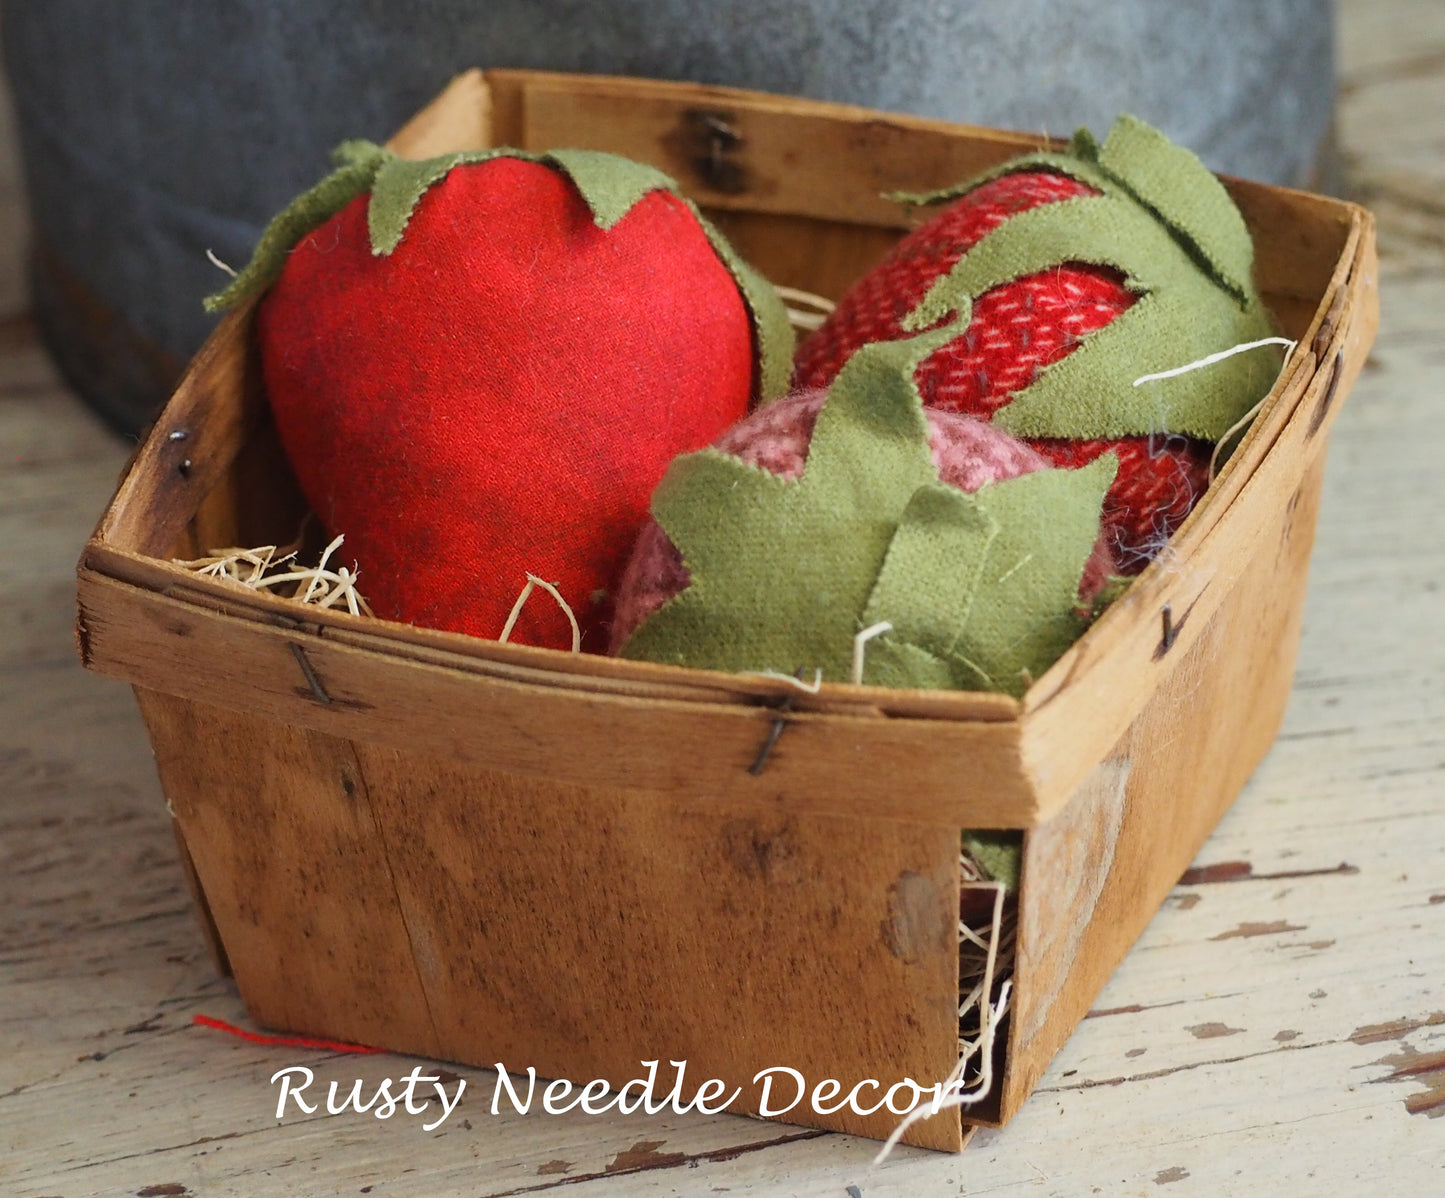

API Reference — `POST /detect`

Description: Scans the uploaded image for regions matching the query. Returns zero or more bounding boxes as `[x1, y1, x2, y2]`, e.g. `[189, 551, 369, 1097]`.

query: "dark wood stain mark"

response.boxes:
[136, 1186, 191, 1198]
[1305, 939, 1336, 951]
[1172, 893, 1202, 910]
[606, 1141, 687, 1173]
[1275, 1030, 1301, 1042]
[1088, 1003, 1145, 1018]
[1211, 920, 1306, 940]
[536, 1159, 573, 1176]
[1154, 1166, 1190, 1184]
[1307, 347, 1346, 437]
[881, 870, 946, 964]
[1187, 1022, 1244, 1040]
[1126, 1047, 1147, 1058]
[721, 817, 800, 883]
[1153, 594, 1201, 660]
[663, 109, 750, 195]
[288, 642, 332, 706]
[1429, 894, 1445, 905]
[1179, 860, 1358, 885]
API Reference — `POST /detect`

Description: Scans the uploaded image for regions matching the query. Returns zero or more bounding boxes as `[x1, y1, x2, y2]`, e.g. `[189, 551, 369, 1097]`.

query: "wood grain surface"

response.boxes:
[3, 3, 1443, 1194]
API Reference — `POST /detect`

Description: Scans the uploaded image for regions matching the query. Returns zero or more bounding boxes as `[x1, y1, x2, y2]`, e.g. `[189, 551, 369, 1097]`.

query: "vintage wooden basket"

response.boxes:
[76, 70, 1378, 1151]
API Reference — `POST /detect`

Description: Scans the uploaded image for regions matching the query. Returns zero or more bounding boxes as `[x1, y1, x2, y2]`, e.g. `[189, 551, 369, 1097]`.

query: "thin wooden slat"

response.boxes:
[349, 742, 964, 1150]
[490, 69, 1051, 229]
[96, 301, 266, 560]
[386, 68, 493, 159]
[1002, 448, 1329, 1120]
[134, 690, 443, 1056]
[1015, 221, 1379, 818]
[79, 539, 1022, 724]
[80, 571, 1036, 829]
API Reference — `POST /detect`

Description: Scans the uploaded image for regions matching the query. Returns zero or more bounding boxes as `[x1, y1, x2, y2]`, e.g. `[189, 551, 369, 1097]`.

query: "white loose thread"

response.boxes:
[852, 622, 893, 686]
[751, 669, 824, 693]
[205, 248, 239, 278]
[1132, 336, 1296, 387]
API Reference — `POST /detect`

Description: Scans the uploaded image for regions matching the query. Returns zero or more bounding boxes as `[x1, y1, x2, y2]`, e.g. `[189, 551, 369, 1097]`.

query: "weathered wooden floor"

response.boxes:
[2, 3, 1442, 1195]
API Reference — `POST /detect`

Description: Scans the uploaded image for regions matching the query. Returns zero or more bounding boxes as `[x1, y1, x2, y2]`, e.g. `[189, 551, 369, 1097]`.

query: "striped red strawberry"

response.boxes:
[794, 117, 1278, 572]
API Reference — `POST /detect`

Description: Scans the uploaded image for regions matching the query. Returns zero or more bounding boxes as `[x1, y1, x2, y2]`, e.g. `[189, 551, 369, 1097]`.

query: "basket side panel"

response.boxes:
[997, 448, 1328, 1121]
[135, 689, 443, 1056]
[349, 744, 964, 1150]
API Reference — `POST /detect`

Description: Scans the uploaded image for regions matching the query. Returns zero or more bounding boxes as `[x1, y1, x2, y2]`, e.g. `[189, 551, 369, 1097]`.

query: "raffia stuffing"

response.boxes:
[172, 534, 373, 616]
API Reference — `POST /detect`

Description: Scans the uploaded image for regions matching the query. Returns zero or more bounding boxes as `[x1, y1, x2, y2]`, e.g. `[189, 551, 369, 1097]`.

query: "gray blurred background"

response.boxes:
[0, 0, 1336, 435]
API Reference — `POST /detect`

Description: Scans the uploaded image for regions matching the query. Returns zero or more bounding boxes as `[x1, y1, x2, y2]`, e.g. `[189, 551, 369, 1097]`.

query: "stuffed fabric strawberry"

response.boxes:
[616, 333, 1118, 698]
[794, 115, 1279, 571]
[207, 141, 792, 650]
[610, 386, 1117, 654]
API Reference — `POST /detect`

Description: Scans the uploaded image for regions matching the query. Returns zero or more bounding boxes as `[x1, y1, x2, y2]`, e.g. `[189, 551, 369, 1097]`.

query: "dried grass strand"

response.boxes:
[776, 284, 837, 332]
[499, 573, 581, 653]
[172, 536, 374, 616]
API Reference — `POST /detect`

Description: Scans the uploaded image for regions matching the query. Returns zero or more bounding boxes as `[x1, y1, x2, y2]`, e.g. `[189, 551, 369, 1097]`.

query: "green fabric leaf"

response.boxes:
[695, 211, 795, 402]
[542, 149, 679, 230]
[885, 114, 1277, 443]
[621, 332, 949, 680]
[621, 328, 1112, 699]
[1095, 114, 1254, 304]
[992, 289, 1278, 441]
[367, 149, 504, 253]
[206, 141, 793, 402]
[203, 142, 388, 311]
[862, 454, 1116, 697]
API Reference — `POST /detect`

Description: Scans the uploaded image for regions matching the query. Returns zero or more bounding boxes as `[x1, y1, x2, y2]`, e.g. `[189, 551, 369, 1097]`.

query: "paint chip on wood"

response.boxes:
[1211, 919, 1306, 940]
[1154, 1166, 1190, 1184]
[606, 1140, 688, 1172]
[1187, 1022, 1244, 1039]
[537, 1159, 573, 1175]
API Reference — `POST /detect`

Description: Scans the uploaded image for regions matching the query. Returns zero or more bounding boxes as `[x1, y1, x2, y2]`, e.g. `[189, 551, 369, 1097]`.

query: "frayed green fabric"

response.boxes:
[366, 148, 505, 252]
[202, 142, 387, 312]
[695, 210, 795, 402]
[621, 329, 1111, 696]
[203, 141, 793, 396]
[863, 455, 1116, 696]
[542, 149, 678, 230]
[1094, 115, 1254, 304]
[880, 115, 1277, 443]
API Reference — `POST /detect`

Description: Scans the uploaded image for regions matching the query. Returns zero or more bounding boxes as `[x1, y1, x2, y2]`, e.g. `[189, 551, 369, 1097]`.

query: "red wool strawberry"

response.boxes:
[794, 117, 1278, 571]
[207, 142, 791, 650]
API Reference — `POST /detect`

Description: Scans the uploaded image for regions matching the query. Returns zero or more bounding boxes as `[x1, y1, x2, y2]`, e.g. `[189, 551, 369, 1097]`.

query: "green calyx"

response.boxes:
[886, 115, 1278, 442]
[203, 141, 792, 398]
[621, 329, 1114, 699]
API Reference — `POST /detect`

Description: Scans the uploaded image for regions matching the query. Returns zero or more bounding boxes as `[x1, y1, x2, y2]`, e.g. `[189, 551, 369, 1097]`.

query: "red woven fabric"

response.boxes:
[259, 156, 756, 650]
[793, 171, 1210, 570]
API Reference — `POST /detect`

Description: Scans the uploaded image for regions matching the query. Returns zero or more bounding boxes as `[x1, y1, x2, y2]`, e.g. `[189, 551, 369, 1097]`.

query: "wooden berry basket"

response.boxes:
[75, 70, 1377, 1152]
